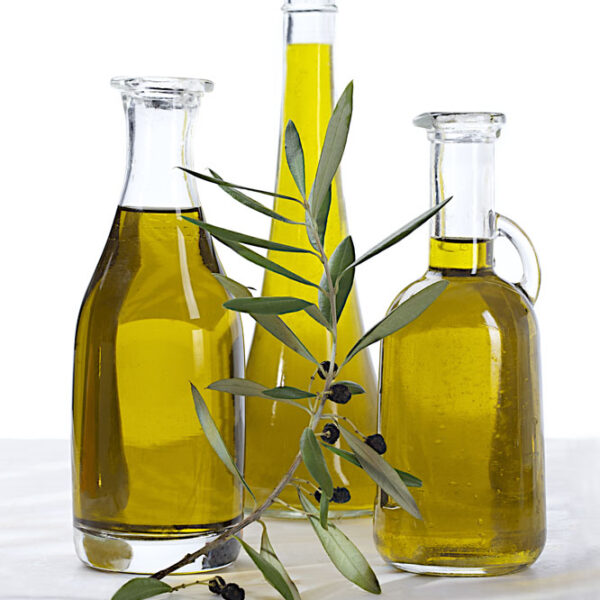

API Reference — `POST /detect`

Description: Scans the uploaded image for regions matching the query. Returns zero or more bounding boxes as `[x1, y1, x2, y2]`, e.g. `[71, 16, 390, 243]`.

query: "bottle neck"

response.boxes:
[428, 140, 496, 272]
[283, 1, 336, 44]
[120, 96, 200, 210]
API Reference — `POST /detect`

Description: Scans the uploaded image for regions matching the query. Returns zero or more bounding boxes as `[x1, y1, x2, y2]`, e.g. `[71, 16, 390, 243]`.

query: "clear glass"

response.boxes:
[71, 77, 245, 574]
[374, 113, 546, 576]
[244, 0, 377, 517]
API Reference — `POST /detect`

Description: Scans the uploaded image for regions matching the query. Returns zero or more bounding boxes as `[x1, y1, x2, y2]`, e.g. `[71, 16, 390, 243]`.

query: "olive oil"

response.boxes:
[73, 207, 244, 541]
[374, 113, 545, 576]
[375, 239, 545, 574]
[245, 13, 377, 515]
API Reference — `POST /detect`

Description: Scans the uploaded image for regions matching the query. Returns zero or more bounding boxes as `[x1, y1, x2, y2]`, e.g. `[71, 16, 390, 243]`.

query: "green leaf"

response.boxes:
[213, 275, 319, 365]
[338, 425, 420, 519]
[319, 236, 356, 323]
[259, 522, 301, 600]
[180, 167, 303, 205]
[304, 303, 332, 329]
[285, 120, 306, 199]
[305, 211, 321, 253]
[315, 186, 332, 245]
[343, 280, 448, 365]
[347, 197, 452, 270]
[191, 383, 255, 501]
[297, 490, 381, 594]
[319, 490, 330, 529]
[223, 296, 312, 315]
[207, 377, 268, 397]
[207, 378, 309, 411]
[213, 274, 253, 299]
[300, 428, 334, 499]
[111, 578, 172, 600]
[237, 536, 298, 600]
[333, 381, 365, 395]
[321, 444, 422, 487]
[216, 238, 319, 289]
[182, 217, 316, 255]
[263, 386, 316, 400]
[310, 81, 354, 225]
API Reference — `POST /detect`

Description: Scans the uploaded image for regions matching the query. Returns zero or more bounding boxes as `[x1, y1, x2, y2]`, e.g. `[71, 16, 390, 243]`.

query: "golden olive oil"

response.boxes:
[374, 238, 545, 575]
[244, 44, 377, 514]
[72, 207, 244, 539]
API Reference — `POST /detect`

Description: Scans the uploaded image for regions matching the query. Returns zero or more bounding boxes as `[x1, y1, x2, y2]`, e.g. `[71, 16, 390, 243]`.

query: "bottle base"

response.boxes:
[389, 561, 530, 577]
[74, 525, 240, 574]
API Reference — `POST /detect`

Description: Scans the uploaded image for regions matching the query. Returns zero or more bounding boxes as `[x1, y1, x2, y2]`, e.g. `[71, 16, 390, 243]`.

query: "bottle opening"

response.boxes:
[414, 112, 506, 142]
[282, 0, 337, 13]
[111, 77, 214, 99]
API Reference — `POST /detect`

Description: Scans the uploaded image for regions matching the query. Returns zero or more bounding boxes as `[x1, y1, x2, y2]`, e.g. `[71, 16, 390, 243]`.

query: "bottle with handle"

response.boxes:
[72, 77, 245, 573]
[244, 0, 377, 515]
[374, 112, 545, 575]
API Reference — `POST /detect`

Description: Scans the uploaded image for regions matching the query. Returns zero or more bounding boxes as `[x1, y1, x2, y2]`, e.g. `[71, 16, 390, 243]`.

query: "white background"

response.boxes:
[1, 0, 598, 439]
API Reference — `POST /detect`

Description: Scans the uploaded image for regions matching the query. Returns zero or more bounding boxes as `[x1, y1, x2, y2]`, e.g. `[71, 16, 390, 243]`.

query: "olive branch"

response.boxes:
[111, 82, 450, 600]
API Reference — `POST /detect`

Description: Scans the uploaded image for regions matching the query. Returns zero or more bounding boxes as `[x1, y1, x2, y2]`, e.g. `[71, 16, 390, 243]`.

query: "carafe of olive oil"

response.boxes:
[244, 0, 377, 516]
[375, 113, 545, 576]
[72, 77, 245, 574]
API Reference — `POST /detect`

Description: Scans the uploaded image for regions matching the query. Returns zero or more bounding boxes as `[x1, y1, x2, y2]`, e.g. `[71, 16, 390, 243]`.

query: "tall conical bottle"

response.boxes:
[374, 113, 546, 575]
[72, 77, 245, 573]
[244, 0, 377, 515]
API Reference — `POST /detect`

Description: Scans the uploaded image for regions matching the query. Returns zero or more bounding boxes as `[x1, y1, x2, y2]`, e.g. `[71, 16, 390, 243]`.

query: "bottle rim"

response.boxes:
[414, 112, 506, 142]
[111, 77, 214, 98]
[282, 0, 337, 13]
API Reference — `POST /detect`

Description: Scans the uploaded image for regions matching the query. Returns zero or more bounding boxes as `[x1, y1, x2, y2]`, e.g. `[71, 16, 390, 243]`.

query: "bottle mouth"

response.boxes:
[111, 77, 214, 99]
[414, 112, 506, 142]
[282, 0, 337, 12]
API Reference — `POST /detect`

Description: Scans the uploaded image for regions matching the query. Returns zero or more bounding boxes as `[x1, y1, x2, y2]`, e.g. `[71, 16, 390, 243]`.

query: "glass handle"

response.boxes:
[495, 214, 541, 304]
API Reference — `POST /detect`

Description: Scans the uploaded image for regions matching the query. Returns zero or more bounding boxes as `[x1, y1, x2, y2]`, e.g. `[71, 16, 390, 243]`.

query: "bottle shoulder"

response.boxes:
[388, 269, 538, 331]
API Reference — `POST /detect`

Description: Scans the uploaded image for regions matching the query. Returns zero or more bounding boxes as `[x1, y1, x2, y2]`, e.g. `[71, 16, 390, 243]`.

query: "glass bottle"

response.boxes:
[244, 0, 377, 515]
[374, 113, 546, 576]
[72, 77, 245, 574]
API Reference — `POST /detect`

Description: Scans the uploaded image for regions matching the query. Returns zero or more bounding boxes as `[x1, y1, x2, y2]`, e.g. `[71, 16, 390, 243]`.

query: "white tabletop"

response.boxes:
[1, 439, 599, 600]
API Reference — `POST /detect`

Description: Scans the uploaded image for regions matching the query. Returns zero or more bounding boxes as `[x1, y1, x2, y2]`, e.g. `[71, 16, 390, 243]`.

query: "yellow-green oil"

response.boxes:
[244, 44, 377, 514]
[72, 207, 244, 542]
[374, 238, 545, 575]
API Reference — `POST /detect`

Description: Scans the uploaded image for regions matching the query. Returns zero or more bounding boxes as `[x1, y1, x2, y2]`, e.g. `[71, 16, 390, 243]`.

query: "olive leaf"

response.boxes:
[310, 81, 353, 223]
[297, 490, 381, 595]
[300, 428, 333, 499]
[259, 522, 301, 600]
[342, 280, 449, 365]
[319, 236, 355, 323]
[333, 381, 365, 395]
[223, 296, 312, 315]
[182, 217, 316, 255]
[207, 377, 268, 397]
[237, 536, 299, 600]
[315, 186, 332, 245]
[263, 386, 316, 400]
[213, 275, 319, 366]
[191, 383, 255, 501]
[304, 303, 332, 329]
[321, 444, 422, 487]
[319, 490, 330, 529]
[207, 378, 310, 412]
[179, 168, 301, 224]
[217, 238, 319, 289]
[180, 167, 303, 205]
[346, 197, 453, 271]
[338, 425, 420, 519]
[110, 577, 172, 600]
[285, 120, 306, 200]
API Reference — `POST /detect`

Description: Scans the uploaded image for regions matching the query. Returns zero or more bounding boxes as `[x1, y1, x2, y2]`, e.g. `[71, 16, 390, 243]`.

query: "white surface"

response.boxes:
[1, 439, 599, 599]
[1, 0, 600, 439]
